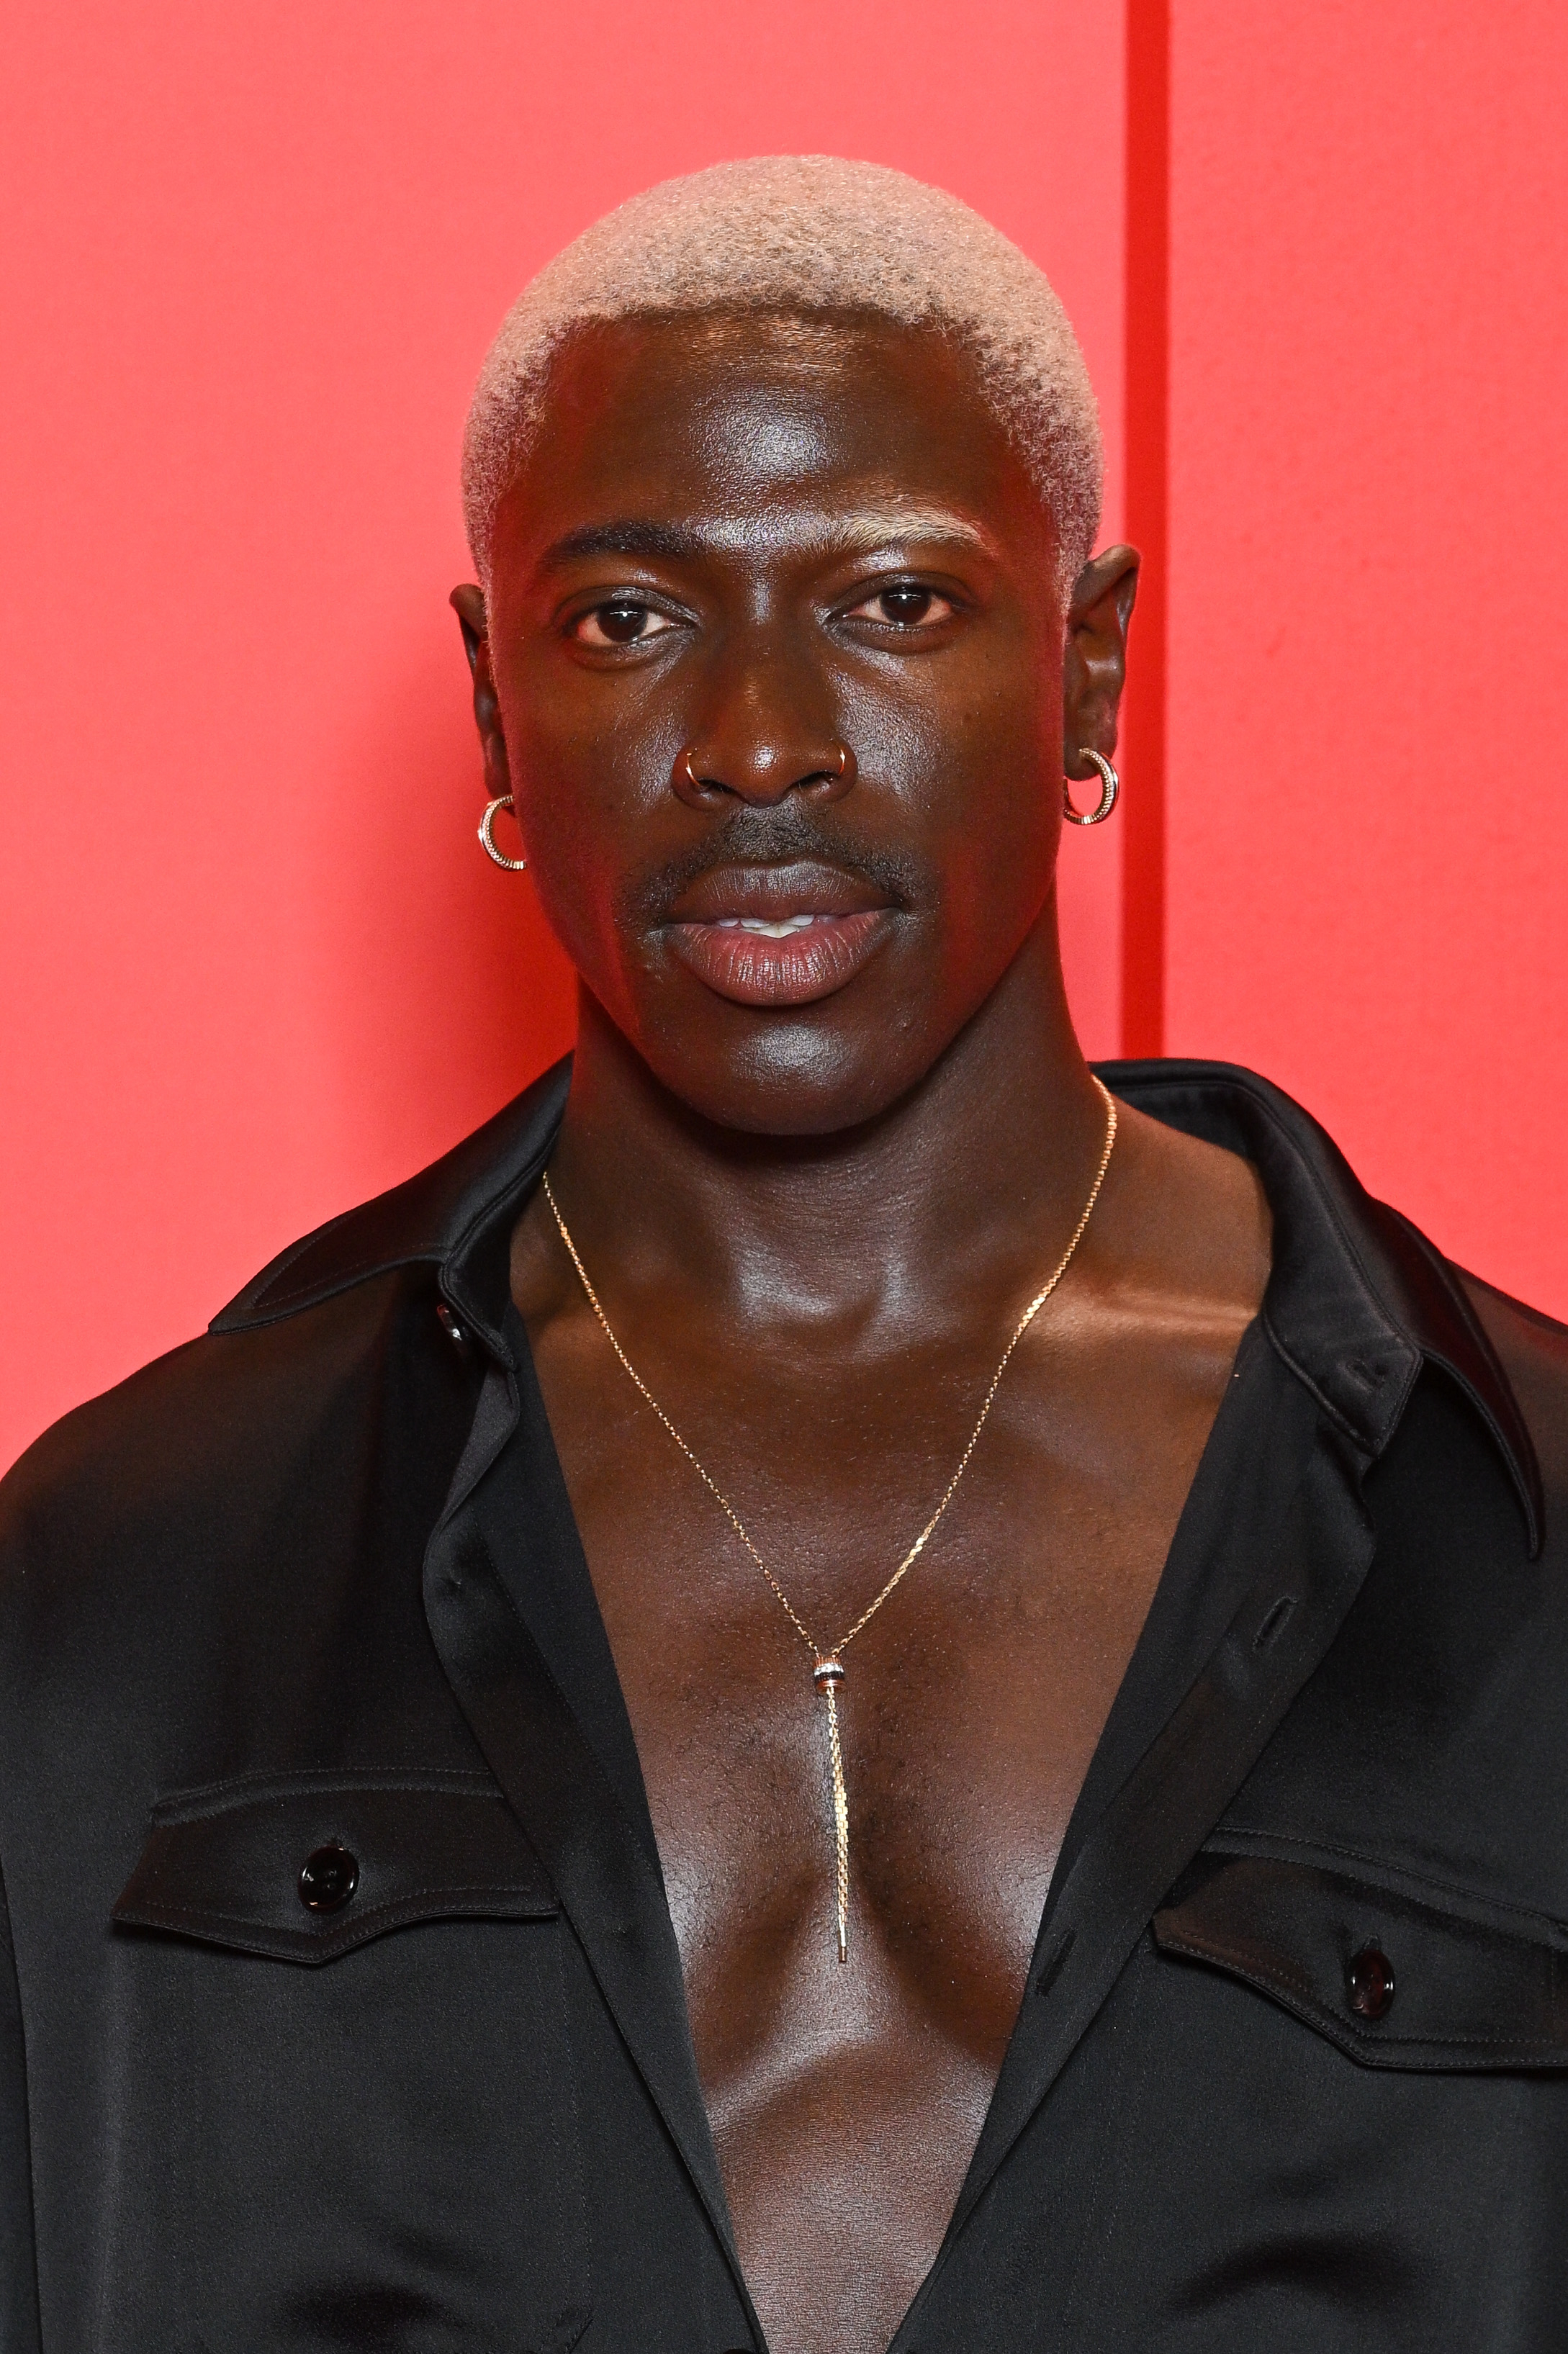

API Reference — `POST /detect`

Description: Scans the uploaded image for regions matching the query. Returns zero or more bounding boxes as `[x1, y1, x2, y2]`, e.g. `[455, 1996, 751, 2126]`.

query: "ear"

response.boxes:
[451, 583, 485, 675]
[449, 584, 510, 794]
[1062, 545, 1140, 781]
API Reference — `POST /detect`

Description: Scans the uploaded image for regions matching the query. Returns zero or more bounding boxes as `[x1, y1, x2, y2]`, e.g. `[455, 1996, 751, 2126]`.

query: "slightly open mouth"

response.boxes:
[667, 908, 894, 1006]
[712, 914, 823, 939]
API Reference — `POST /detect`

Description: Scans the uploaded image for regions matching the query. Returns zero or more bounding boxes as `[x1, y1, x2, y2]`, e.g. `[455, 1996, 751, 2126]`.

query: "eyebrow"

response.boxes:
[829, 510, 998, 558]
[540, 520, 708, 569]
[538, 508, 1000, 574]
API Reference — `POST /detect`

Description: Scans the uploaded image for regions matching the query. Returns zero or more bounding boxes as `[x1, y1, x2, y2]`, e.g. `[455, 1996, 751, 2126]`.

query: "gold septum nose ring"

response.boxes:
[1062, 749, 1119, 826]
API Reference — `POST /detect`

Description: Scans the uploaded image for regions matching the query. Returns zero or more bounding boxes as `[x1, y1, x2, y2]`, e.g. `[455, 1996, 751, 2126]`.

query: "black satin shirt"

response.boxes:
[4, 1059, 1568, 2350]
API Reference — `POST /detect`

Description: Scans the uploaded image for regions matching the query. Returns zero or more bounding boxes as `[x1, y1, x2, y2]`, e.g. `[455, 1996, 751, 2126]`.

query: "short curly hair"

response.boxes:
[462, 155, 1103, 603]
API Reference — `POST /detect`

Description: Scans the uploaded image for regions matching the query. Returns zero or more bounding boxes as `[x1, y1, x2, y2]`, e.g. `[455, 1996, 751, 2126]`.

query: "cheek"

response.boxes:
[515, 780, 640, 1009]
[490, 644, 670, 996]
[498, 720, 631, 995]
[854, 650, 1062, 957]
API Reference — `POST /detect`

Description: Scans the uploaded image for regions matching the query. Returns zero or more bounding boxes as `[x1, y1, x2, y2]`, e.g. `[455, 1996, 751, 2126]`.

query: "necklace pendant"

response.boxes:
[811, 1655, 851, 1963]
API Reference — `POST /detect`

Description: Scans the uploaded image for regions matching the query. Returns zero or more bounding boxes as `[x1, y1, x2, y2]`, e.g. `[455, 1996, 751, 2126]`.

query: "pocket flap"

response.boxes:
[1153, 1850, 1568, 2070]
[114, 1769, 559, 1964]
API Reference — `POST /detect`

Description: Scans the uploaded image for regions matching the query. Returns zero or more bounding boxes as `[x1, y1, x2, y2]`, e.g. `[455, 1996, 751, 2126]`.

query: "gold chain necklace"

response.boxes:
[541, 1076, 1117, 1964]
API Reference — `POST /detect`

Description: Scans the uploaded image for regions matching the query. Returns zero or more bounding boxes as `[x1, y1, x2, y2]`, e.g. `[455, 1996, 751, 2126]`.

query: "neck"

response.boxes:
[544, 905, 1109, 1345]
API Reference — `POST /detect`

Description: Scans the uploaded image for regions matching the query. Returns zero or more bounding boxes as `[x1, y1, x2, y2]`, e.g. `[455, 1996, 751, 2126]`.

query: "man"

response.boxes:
[3, 155, 1567, 2353]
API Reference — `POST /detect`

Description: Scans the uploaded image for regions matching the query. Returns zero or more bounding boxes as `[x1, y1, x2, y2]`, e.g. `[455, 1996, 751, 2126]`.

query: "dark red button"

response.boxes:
[1347, 1944, 1395, 2019]
[299, 1843, 359, 1913]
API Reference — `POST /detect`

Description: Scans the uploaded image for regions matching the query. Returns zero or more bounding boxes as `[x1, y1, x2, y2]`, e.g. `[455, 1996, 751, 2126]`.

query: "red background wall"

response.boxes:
[3, 0, 1565, 1471]
[1160, 0, 1568, 1309]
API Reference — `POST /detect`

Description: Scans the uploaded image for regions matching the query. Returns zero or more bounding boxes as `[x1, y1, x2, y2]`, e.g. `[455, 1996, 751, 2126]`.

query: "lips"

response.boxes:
[664, 861, 896, 1008]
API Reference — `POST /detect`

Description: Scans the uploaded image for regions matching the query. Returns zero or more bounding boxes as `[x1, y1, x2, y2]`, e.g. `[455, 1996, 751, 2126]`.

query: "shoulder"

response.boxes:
[0, 1268, 438, 1621]
[0, 1259, 485, 1850]
[0, 1060, 570, 1609]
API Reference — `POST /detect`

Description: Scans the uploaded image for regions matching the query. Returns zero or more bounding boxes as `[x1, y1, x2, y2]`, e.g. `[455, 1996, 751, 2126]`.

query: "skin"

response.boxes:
[453, 309, 1271, 2354]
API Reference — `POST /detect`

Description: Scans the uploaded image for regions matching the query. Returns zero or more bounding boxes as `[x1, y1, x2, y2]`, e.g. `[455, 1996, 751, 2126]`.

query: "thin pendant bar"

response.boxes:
[813, 1654, 850, 1962]
[541, 1078, 1117, 1962]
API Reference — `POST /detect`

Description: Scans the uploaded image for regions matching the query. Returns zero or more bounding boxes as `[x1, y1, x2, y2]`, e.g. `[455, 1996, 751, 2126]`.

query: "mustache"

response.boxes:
[626, 803, 925, 925]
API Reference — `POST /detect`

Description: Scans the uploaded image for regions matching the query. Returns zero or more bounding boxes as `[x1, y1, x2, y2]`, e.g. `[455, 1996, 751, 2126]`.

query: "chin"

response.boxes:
[634, 1014, 933, 1140]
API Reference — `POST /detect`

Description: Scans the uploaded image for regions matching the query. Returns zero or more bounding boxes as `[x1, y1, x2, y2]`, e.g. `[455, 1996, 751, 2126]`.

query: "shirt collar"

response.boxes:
[212, 1052, 1541, 1555]
[212, 1056, 572, 1358]
[1103, 1060, 1541, 1553]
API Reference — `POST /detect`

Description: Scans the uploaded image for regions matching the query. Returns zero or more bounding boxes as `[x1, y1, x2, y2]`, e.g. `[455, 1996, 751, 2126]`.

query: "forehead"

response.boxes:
[493, 310, 1051, 562]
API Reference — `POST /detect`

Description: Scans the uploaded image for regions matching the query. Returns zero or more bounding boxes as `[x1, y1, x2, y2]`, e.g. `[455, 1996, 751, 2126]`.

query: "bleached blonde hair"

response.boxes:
[461, 156, 1103, 603]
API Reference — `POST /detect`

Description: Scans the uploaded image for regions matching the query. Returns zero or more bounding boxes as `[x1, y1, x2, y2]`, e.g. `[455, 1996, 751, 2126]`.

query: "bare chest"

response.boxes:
[521, 1302, 1245, 2353]
[527, 1308, 1235, 2037]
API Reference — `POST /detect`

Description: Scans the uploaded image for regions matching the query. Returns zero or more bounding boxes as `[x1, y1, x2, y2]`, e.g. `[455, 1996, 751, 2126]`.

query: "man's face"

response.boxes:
[481, 310, 1083, 1135]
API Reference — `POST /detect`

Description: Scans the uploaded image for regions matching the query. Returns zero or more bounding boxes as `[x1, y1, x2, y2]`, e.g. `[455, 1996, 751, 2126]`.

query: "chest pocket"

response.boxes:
[109, 1771, 592, 2353]
[1153, 1846, 1568, 2070]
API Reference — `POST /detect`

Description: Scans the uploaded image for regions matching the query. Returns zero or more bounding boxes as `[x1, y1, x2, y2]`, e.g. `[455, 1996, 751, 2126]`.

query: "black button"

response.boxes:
[299, 1843, 359, 1913]
[436, 1302, 466, 1346]
[1347, 1944, 1395, 2019]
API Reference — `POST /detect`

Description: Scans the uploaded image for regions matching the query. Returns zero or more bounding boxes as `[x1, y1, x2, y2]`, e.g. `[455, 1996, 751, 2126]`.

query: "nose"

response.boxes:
[672, 633, 857, 808]
[674, 739, 857, 808]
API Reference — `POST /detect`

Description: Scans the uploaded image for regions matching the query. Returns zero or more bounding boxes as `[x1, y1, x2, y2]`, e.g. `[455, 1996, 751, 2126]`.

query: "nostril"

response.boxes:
[801, 743, 857, 793]
[674, 741, 856, 802]
[675, 746, 724, 798]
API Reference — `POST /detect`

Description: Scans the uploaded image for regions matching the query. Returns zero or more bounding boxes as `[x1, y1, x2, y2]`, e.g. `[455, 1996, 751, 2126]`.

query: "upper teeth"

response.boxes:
[716, 914, 820, 937]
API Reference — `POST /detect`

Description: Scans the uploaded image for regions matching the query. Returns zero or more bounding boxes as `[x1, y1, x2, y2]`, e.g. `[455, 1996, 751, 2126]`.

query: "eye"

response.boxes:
[572, 601, 679, 648]
[844, 583, 955, 630]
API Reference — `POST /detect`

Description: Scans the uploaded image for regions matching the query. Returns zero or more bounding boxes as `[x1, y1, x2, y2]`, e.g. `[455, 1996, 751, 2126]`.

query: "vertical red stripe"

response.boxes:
[1121, 0, 1168, 1056]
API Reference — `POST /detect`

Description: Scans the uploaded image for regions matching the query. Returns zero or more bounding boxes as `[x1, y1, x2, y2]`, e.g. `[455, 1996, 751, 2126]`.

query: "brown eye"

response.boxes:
[597, 603, 652, 643]
[877, 585, 932, 625]
[843, 582, 954, 631]
[572, 601, 677, 648]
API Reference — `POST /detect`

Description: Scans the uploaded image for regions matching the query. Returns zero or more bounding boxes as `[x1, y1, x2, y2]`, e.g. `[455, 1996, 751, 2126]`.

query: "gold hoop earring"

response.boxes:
[1063, 749, 1119, 826]
[478, 794, 528, 870]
